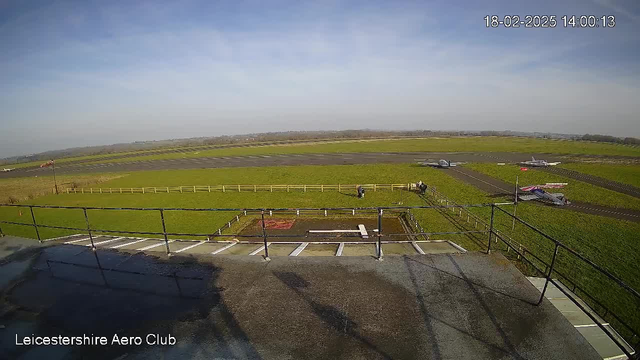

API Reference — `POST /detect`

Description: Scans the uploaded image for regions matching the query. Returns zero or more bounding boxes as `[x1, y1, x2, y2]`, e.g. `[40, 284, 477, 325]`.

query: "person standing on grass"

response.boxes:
[357, 185, 364, 198]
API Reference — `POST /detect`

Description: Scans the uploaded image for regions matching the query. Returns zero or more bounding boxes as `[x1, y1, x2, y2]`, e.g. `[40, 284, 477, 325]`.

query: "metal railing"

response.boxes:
[64, 183, 412, 194]
[1, 201, 638, 357]
[488, 204, 639, 359]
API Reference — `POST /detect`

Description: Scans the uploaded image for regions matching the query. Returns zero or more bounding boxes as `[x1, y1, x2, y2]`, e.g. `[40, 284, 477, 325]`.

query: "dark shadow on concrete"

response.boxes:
[402, 256, 443, 360]
[1, 245, 262, 360]
[404, 256, 536, 305]
[273, 271, 393, 360]
[446, 254, 527, 360]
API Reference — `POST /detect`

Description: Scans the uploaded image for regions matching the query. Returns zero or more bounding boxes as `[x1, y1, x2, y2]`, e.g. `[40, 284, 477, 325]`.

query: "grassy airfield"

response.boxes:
[1, 142, 639, 341]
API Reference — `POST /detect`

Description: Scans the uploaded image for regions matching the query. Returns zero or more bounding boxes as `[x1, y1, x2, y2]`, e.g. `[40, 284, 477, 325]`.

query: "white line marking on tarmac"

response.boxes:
[249, 243, 270, 256]
[336, 243, 345, 256]
[412, 241, 425, 254]
[90, 237, 125, 247]
[64, 237, 92, 244]
[111, 238, 148, 249]
[212, 243, 236, 254]
[43, 234, 83, 242]
[358, 224, 369, 239]
[175, 241, 206, 253]
[138, 240, 175, 251]
[290, 243, 308, 256]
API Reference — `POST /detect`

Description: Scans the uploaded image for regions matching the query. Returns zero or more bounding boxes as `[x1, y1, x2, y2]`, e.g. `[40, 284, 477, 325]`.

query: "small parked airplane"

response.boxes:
[518, 183, 570, 206]
[418, 159, 464, 168]
[2, 168, 15, 172]
[519, 157, 561, 167]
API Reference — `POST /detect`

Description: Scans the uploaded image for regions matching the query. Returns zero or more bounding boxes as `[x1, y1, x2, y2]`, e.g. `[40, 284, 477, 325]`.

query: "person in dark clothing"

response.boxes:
[419, 182, 428, 195]
[357, 185, 365, 198]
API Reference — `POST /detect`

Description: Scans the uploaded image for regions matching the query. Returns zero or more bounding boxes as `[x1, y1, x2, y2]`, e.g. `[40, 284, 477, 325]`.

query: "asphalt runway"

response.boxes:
[542, 166, 640, 198]
[446, 166, 640, 223]
[0, 151, 569, 179]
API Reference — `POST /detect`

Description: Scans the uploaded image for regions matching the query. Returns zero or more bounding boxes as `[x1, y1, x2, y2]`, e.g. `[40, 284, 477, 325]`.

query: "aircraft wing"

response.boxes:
[540, 183, 568, 189]
[419, 162, 440, 167]
[547, 162, 561, 166]
[518, 194, 540, 201]
[549, 193, 564, 198]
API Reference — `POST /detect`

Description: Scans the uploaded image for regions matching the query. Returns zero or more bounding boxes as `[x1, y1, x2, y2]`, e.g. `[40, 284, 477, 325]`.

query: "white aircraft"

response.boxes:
[519, 157, 561, 167]
[418, 159, 464, 168]
[2, 168, 15, 172]
[518, 183, 570, 206]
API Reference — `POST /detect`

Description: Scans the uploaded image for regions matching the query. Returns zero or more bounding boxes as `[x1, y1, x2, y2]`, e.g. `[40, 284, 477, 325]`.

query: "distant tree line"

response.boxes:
[581, 134, 640, 145]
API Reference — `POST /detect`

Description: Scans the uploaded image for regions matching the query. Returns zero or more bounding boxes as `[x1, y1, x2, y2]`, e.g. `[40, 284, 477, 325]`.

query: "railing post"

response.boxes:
[28, 206, 42, 243]
[83, 208, 95, 250]
[159, 209, 171, 255]
[487, 204, 495, 254]
[377, 208, 383, 260]
[538, 243, 560, 305]
[261, 210, 270, 260]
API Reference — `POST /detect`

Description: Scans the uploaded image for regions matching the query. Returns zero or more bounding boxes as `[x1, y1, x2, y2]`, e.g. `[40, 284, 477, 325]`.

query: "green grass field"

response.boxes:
[83, 137, 640, 165]
[1, 163, 638, 340]
[7, 136, 640, 169]
[560, 163, 640, 188]
[465, 163, 640, 210]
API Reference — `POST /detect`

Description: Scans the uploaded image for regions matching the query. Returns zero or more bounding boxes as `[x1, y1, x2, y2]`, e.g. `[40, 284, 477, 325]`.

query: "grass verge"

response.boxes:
[559, 163, 640, 188]
[83, 137, 640, 165]
[465, 163, 640, 210]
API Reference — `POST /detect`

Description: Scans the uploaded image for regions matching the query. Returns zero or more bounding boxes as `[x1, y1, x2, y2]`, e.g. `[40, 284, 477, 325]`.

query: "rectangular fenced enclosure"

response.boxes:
[1, 202, 638, 357]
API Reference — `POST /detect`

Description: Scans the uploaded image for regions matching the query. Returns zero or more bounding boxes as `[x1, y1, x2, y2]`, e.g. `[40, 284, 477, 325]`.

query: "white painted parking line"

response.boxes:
[336, 243, 345, 256]
[290, 243, 308, 256]
[175, 241, 205, 253]
[111, 238, 148, 249]
[64, 237, 92, 244]
[43, 234, 84, 243]
[249, 243, 270, 256]
[358, 224, 369, 239]
[212, 243, 237, 255]
[89, 237, 125, 247]
[138, 240, 175, 251]
[412, 241, 426, 255]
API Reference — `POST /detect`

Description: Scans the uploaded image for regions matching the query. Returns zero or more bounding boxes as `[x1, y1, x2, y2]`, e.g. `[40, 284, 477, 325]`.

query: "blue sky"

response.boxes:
[1, 0, 639, 157]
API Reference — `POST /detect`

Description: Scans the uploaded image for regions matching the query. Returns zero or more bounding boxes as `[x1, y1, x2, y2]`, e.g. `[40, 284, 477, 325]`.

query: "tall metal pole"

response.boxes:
[538, 243, 560, 305]
[160, 209, 171, 255]
[261, 210, 270, 260]
[83, 208, 95, 250]
[30, 206, 41, 243]
[52, 160, 58, 195]
[377, 208, 383, 260]
[487, 204, 495, 254]
[512, 175, 518, 230]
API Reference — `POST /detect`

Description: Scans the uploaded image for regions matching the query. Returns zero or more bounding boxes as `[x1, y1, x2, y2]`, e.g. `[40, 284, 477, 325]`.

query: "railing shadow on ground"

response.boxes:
[1, 200, 638, 358]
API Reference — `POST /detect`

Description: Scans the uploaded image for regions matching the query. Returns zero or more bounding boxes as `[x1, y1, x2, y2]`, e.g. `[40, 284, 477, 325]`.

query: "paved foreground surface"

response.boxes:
[0, 242, 600, 360]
